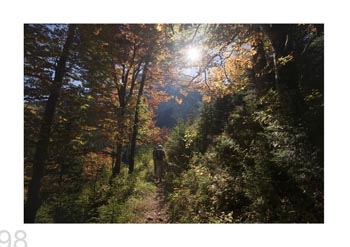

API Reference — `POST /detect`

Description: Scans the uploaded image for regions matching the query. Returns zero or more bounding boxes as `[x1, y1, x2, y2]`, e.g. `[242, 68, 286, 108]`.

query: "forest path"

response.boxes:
[141, 184, 168, 223]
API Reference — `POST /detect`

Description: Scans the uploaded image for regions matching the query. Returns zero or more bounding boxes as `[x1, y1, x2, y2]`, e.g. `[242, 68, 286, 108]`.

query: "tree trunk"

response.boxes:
[24, 25, 76, 223]
[263, 24, 305, 119]
[112, 142, 123, 176]
[252, 35, 269, 96]
[110, 104, 125, 180]
[129, 63, 148, 174]
[109, 51, 141, 179]
[110, 62, 138, 179]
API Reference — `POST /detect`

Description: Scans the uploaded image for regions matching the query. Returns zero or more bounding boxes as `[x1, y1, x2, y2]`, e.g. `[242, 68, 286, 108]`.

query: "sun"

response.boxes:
[187, 47, 201, 62]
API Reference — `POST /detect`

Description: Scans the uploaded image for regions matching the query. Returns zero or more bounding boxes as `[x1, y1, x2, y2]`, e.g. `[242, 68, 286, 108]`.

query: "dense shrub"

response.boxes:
[165, 86, 323, 223]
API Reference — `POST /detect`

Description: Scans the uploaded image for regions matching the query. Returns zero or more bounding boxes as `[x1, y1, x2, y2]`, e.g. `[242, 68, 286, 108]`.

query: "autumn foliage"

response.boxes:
[24, 24, 323, 223]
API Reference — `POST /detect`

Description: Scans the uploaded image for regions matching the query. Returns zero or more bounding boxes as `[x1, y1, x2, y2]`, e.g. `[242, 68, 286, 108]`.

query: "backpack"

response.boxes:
[154, 148, 165, 160]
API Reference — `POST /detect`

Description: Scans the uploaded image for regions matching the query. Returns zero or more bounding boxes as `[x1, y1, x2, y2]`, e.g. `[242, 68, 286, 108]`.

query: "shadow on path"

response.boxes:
[143, 184, 168, 223]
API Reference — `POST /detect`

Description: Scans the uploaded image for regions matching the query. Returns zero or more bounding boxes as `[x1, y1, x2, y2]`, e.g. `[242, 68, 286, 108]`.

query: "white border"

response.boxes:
[1, 0, 350, 246]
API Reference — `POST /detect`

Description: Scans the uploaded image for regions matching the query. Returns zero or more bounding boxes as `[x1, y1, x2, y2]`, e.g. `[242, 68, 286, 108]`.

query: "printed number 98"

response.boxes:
[0, 231, 27, 247]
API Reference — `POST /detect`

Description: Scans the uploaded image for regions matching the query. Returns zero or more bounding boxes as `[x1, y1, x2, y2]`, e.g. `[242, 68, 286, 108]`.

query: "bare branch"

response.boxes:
[185, 32, 240, 86]
[190, 24, 201, 44]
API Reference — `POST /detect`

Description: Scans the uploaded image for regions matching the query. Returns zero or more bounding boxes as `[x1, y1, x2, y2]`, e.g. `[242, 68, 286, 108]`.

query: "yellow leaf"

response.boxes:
[156, 24, 163, 31]
[179, 89, 188, 97]
[175, 96, 183, 104]
[202, 95, 211, 103]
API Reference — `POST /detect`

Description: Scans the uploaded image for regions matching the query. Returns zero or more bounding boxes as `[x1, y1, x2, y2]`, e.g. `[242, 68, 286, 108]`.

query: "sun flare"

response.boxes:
[187, 47, 201, 62]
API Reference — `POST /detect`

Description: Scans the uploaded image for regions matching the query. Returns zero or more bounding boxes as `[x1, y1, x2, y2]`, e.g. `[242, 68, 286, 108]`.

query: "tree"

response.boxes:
[164, 24, 324, 223]
[24, 24, 76, 223]
[77, 24, 170, 176]
[77, 25, 142, 177]
[128, 24, 173, 173]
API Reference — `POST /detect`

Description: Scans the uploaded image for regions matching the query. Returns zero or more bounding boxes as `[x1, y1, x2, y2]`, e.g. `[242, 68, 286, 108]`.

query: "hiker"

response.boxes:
[153, 144, 166, 183]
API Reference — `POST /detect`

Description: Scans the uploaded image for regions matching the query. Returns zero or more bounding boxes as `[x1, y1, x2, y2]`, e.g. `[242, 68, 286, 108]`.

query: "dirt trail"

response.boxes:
[142, 185, 168, 223]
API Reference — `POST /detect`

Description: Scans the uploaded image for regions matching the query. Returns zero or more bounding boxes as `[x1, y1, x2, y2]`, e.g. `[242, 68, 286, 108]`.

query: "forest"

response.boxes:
[24, 24, 324, 223]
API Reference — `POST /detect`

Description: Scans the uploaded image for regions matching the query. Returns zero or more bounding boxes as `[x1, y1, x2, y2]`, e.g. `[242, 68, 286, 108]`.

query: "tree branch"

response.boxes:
[204, 69, 215, 95]
[124, 44, 137, 85]
[185, 32, 240, 86]
[126, 58, 144, 104]
[190, 24, 201, 43]
[301, 32, 319, 56]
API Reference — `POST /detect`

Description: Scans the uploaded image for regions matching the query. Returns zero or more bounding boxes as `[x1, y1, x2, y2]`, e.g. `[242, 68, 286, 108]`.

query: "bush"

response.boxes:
[165, 86, 323, 223]
[96, 146, 157, 223]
